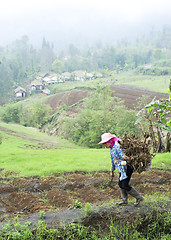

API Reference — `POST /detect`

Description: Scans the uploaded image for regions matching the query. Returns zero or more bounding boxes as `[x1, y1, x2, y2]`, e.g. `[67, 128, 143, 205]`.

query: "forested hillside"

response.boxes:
[1, 25, 171, 104]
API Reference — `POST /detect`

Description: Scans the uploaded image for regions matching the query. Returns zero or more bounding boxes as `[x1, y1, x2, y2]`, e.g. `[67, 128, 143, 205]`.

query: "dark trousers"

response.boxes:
[118, 164, 133, 191]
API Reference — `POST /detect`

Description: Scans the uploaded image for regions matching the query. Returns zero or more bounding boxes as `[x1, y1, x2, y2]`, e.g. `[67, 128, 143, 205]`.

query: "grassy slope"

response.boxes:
[0, 122, 170, 177]
[0, 73, 170, 176]
[151, 153, 171, 169]
[48, 72, 170, 94]
[114, 72, 170, 93]
[0, 122, 110, 176]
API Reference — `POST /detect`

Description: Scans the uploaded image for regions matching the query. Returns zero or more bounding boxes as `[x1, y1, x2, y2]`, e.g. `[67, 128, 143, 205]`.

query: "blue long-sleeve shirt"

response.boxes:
[110, 142, 128, 181]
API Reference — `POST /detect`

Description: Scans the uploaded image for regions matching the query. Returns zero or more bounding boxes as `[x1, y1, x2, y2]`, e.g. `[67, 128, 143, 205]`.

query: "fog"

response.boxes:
[1, 0, 171, 49]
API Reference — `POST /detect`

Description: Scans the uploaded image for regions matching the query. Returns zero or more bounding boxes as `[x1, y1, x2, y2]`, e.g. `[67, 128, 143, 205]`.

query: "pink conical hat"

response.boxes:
[98, 132, 122, 144]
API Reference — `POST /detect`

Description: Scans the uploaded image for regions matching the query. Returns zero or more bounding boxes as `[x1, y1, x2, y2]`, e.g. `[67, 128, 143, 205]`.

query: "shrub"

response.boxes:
[59, 93, 141, 148]
[0, 104, 21, 123]
[0, 101, 52, 129]
[26, 103, 52, 128]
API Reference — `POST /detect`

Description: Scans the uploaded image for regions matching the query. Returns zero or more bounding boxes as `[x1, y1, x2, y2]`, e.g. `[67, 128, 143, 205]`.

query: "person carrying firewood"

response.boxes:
[98, 132, 144, 206]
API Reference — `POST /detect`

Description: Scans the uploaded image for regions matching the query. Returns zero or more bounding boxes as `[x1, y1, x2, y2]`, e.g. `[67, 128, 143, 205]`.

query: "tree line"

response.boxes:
[1, 25, 171, 103]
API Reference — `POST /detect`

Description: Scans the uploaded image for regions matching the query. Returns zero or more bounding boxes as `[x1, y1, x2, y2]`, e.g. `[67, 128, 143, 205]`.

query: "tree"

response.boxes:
[52, 59, 64, 74]
[27, 103, 52, 129]
[1, 104, 20, 123]
[135, 82, 171, 152]
[60, 83, 140, 148]
[68, 44, 80, 57]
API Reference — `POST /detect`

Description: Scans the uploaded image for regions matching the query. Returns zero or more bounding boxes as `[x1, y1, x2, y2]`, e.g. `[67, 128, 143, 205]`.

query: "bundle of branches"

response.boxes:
[120, 133, 154, 173]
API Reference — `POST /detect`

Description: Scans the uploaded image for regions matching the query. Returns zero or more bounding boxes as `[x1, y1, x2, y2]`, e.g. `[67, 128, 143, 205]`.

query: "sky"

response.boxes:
[1, 0, 171, 48]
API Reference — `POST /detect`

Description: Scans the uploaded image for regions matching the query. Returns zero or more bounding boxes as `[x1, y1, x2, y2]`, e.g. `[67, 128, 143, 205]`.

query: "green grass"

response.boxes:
[0, 124, 110, 176]
[49, 80, 93, 93]
[44, 72, 170, 95]
[151, 153, 171, 169]
[115, 72, 170, 93]
[0, 121, 82, 149]
[0, 142, 110, 177]
[0, 121, 42, 137]
[144, 192, 170, 205]
[0, 122, 170, 177]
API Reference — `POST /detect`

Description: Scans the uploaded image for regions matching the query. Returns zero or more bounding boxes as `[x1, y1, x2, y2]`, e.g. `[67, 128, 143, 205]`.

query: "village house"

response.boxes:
[60, 72, 71, 81]
[71, 70, 86, 81]
[14, 86, 27, 100]
[30, 80, 44, 91]
[85, 72, 94, 80]
[42, 74, 57, 85]
[39, 73, 49, 78]
[43, 76, 55, 85]
[42, 73, 64, 85]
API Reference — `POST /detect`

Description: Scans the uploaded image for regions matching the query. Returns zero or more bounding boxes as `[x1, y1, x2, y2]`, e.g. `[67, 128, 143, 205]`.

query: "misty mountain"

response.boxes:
[1, 5, 171, 50]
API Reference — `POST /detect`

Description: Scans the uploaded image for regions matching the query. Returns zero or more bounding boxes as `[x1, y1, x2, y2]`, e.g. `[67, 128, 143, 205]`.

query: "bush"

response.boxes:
[25, 103, 52, 128]
[0, 102, 52, 129]
[62, 109, 107, 148]
[0, 104, 21, 123]
[141, 67, 171, 75]
[60, 93, 141, 148]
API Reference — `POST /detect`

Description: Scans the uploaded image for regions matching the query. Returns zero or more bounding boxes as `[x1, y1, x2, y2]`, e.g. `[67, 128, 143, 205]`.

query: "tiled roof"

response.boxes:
[14, 86, 26, 93]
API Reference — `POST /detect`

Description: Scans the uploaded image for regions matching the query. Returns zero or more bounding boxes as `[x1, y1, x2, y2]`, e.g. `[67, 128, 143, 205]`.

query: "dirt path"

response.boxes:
[0, 125, 60, 149]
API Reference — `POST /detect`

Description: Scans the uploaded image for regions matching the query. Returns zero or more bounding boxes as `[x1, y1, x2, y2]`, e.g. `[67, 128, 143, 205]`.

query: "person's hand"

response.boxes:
[110, 171, 114, 179]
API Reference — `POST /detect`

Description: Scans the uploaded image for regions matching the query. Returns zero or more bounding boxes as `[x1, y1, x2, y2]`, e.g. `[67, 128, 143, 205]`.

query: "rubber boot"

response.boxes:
[128, 187, 144, 206]
[116, 188, 128, 205]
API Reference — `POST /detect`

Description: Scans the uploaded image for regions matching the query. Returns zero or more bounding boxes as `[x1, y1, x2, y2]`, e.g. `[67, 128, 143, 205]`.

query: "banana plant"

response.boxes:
[136, 90, 171, 131]
[144, 98, 171, 132]
[135, 86, 171, 152]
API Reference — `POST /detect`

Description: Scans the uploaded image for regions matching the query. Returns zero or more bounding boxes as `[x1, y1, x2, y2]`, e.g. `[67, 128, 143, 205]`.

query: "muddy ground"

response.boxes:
[0, 168, 170, 228]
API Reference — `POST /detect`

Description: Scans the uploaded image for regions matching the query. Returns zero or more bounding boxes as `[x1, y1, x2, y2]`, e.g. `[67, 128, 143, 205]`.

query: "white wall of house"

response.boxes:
[16, 91, 26, 98]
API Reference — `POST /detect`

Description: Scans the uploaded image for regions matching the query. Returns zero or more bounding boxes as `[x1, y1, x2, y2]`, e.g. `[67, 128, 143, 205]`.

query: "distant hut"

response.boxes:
[61, 72, 71, 81]
[71, 70, 86, 81]
[30, 80, 44, 91]
[14, 86, 26, 100]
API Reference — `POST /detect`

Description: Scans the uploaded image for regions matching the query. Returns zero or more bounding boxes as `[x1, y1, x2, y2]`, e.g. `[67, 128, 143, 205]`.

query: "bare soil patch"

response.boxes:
[45, 85, 168, 113]
[111, 84, 168, 109]
[46, 89, 89, 114]
[0, 169, 170, 228]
